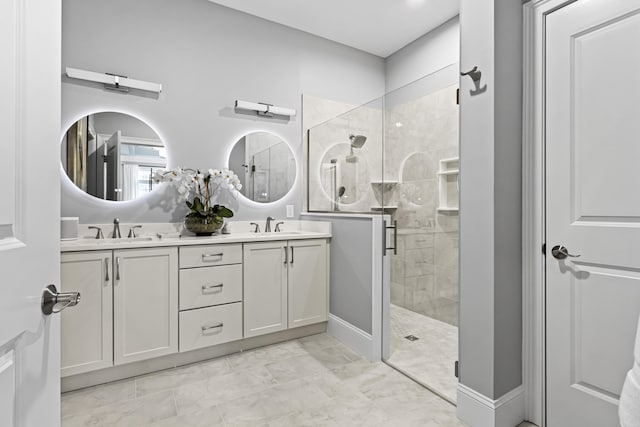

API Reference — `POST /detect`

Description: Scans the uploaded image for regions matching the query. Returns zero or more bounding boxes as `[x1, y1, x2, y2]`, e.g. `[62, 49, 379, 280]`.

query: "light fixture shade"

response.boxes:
[234, 100, 296, 118]
[65, 67, 162, 93]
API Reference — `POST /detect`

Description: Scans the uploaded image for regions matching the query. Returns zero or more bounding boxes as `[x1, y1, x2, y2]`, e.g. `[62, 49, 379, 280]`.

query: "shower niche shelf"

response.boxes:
[370, 205, 398, 213]
[370, 181, 398, 211]
[437, 157, 459, 213]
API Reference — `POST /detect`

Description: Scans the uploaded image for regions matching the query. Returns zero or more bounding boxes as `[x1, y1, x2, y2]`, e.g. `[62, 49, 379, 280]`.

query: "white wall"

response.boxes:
[385, 16, 460, 93]
[61, 0, 385, 223]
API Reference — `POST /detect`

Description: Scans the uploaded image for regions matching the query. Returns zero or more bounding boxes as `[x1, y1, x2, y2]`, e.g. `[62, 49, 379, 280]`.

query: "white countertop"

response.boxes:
[60, 220, 331, 252]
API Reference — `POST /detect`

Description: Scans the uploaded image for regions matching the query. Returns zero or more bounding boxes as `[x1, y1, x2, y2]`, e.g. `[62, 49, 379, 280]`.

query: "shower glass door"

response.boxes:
[381, 63, 460, 404]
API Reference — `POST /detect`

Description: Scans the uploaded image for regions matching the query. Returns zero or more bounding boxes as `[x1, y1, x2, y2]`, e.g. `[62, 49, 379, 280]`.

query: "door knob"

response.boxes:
[551, 245, 581, 260]
[41, 284, 80, 315]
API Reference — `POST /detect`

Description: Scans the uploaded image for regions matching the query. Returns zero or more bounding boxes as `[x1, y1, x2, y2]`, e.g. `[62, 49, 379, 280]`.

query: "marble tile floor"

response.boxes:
[61, 333, 468, 427]
[386, 304, 458, 404]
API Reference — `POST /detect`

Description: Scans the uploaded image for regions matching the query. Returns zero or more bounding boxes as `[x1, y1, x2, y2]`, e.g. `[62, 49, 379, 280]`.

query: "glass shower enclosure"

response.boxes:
[307, 63, 460, 403]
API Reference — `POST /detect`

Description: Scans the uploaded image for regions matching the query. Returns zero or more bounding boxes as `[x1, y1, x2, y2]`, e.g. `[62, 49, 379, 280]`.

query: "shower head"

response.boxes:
[349, 134, 367, 149]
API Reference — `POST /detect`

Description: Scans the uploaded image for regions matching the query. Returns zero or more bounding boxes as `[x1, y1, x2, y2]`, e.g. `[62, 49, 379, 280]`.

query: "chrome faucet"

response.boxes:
[112, 218, 121, 238]
[128, 225, 142, 238]
[265, 216, 275, 233]
[88, 226, 104, 239]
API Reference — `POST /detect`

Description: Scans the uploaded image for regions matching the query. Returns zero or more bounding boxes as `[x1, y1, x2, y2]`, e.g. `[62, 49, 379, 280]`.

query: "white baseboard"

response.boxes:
[457, 383, 525, 427]
[327, 314, 376, 362]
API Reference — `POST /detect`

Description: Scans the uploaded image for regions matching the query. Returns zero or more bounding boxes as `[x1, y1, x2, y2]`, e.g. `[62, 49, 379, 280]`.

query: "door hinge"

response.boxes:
[542, 243, 546, 255]
[456, 88, 460, 105]
[454, 360, 459, 378]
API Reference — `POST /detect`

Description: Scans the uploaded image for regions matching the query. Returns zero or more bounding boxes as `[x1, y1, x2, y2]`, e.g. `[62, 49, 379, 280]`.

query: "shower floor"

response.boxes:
[386, 303, 458, 404]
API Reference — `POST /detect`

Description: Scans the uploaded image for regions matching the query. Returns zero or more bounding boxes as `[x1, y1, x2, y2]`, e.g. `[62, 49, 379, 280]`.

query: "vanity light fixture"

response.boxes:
[234, 100, 296, 118]
[65, 67, 163, 94]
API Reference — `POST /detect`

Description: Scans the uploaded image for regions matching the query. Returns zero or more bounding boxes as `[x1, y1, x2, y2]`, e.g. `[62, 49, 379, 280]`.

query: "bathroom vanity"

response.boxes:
[59, 221, 330, 391]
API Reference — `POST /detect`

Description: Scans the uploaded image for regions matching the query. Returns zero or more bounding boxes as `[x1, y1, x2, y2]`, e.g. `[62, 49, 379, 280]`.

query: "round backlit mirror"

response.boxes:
[228, 131, 296, 203]
[61, 112, 166, 201]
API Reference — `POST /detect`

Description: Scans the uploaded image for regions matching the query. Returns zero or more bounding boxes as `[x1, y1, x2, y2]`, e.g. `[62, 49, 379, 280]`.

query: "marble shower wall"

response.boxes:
[386, 84, 459, 327]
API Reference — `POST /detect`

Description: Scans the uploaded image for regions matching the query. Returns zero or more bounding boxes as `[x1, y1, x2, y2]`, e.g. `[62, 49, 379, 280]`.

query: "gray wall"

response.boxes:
[385, 16, 460, 93]
[61, 0, 385, 223]
[307, 216, 374, 334]
[458, 0, 523, 400]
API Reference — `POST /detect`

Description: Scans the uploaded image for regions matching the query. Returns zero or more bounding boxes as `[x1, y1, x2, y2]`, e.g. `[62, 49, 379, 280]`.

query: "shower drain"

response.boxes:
[404, 335, 419, 341]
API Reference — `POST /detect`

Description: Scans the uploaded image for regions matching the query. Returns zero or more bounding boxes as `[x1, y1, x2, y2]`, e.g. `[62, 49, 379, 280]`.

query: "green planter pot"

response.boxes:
[184, 215, 224, 236]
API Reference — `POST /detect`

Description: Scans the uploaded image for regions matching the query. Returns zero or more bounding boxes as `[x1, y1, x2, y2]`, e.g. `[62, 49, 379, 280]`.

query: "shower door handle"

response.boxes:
[383, 220, 397, 256]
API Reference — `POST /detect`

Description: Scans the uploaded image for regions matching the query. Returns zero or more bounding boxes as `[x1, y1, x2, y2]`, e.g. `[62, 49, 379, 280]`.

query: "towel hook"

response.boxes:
[460, 66, 487, 95]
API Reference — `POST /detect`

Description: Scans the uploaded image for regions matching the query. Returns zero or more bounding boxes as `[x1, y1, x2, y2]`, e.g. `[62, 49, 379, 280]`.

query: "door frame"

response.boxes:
[522, 1, 576, 426]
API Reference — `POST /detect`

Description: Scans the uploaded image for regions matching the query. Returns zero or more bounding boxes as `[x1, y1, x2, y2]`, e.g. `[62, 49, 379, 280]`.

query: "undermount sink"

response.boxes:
[249, 231, 305, 237]
[83, 237, 154, 244]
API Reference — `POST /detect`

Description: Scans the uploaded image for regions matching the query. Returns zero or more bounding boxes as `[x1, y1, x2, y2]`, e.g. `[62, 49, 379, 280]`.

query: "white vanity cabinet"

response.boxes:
[243, 239, 327, 338]
[178, 244, 243, 352]
[243, 241, 289, 338]
[60, 226, 330, 386]
[60, 251, 113, 377]
[287, 239, 328, 328]
[113, 247, 178, 365]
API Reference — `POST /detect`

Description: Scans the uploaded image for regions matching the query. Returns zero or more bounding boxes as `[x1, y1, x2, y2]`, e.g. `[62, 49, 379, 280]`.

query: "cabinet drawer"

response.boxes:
[179, 303, 242, 352]
[179, 244, 242, 268]
[179, 264, 242, 310]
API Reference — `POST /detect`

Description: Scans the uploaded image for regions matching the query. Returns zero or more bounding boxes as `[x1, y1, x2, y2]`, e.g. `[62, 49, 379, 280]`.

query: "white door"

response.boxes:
[243, 241, 288, 338]
[0, 0, 61, 425]
[546, 1, 640, 426]
[288, 239, 327, 328]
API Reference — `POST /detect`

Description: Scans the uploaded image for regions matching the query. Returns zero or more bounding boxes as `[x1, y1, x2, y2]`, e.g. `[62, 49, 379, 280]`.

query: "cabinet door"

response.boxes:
[113, 247, 178, 365]
[288, 239, 328, 328]
[243, 241, 287, 338]
[60, 251, 113, 377]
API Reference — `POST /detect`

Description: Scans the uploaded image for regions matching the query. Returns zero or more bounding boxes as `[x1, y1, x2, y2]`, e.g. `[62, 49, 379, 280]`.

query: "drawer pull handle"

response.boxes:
[201, 323, 223, 332]
[105, 257, 110, 282]
[202, 253, 224, 262]
[202, 283, 224, 291]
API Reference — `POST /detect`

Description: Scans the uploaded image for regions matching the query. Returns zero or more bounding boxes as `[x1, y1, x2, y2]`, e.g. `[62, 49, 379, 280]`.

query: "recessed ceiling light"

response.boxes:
[407, 0, 426, 9]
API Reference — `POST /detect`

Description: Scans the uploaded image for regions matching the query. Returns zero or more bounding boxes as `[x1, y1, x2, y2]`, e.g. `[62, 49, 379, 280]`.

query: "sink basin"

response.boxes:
[84, 237, 154, 244]
[246, 231, 305, 238]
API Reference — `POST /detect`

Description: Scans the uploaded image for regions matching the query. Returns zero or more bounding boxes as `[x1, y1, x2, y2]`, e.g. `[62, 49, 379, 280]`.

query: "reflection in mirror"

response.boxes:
[61, 112, 166, 201]
[228, 132, 295, 203]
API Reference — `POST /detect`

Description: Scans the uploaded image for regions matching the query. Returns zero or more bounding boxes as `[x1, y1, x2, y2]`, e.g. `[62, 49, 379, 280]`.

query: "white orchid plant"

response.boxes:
[153, 167, 242, 222]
